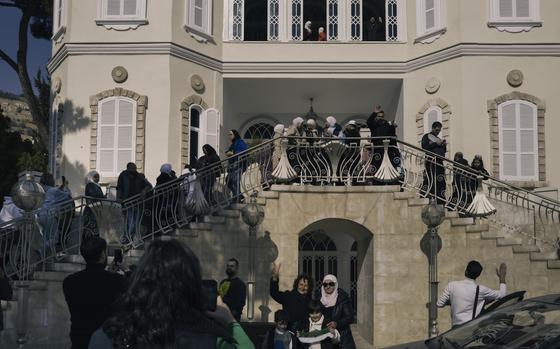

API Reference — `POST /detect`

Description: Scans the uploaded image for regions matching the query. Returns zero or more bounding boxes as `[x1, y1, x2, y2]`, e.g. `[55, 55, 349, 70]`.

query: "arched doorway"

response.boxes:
[298, 219, 374, 344]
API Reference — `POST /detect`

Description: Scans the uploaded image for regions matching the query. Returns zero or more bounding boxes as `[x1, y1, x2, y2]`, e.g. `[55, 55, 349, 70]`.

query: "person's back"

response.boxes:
[116, 163, 139, 201]
[437, 261, 507, 327]
[63, 237, 124, 349]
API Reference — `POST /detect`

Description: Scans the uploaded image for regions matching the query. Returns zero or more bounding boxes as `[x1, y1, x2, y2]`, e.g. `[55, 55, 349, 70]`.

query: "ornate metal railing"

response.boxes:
[1, 136, 560, 281]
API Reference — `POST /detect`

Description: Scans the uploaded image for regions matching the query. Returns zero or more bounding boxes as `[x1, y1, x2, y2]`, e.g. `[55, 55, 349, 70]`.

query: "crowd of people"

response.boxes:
[301, 16, 385, 42]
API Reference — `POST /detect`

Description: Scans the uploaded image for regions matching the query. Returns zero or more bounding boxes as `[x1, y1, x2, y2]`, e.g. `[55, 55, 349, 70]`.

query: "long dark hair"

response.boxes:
[202, 144, 218, 157]
[230, 129, 241, 142]
[103, 240, 204, 348]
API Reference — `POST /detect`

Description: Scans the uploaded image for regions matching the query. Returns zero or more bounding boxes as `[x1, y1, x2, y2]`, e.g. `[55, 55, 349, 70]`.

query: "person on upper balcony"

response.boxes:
[305, 118, 323, 144]
[225, 130, 248, 204]
[318, 27, 327, 41]
[324, 116, 342, 138]
[286, 117, 305, 144]
[341, 121, 361, 145]
[304, 21, 313, 41]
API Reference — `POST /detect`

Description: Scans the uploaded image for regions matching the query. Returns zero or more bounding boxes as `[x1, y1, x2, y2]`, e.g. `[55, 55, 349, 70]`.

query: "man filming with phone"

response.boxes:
[219, 258, 247, 322]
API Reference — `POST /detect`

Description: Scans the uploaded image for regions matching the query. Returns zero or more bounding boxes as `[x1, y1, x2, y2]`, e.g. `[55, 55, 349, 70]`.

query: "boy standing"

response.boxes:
[297, 300, 340, 349]
[262, 310, 295, 349]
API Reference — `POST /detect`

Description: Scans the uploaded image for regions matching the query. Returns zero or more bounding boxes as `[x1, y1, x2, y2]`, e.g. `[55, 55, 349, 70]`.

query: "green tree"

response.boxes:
[0, 0, 53, 149]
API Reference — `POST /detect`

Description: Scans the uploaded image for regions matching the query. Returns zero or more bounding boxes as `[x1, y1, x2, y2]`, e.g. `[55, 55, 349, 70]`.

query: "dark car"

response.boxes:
[384, 292, 560, 349]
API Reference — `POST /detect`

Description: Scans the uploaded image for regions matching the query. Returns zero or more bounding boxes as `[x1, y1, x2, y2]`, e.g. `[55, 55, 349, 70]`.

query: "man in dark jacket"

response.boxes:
[219, 258, 246, 322]
[116, 162, 139, 201]
[0, 267, 13, 332]
[421, 121, 447, 204]
[63, 236, 125, 349]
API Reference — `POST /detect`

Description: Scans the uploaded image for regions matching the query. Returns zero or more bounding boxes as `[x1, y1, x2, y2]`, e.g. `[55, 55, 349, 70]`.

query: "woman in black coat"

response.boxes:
[319, 274, 356, 349]
[269, 262, 313, 331]
[195, 144, 222, 204]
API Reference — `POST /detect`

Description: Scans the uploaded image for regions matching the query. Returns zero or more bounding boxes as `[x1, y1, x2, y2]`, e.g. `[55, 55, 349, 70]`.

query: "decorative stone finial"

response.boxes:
[507, 70, 524, 87]
[425, 77, 441, 94]
[11, 173, 45, 212]
[111, 66, 128, 83]
[53, 77, 62, 94]
[190, 74, 205, 93]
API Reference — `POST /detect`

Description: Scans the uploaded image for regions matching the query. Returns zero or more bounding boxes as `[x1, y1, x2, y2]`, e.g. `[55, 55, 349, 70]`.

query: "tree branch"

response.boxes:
[0, 48, 17, 71]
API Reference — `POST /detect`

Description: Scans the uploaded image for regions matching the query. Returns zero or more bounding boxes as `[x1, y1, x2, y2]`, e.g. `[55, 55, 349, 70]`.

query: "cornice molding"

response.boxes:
[47, 42, 560, 75]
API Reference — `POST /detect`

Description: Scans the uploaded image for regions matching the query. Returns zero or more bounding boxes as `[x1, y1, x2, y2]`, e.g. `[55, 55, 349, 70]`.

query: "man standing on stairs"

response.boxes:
[421, 121, 447, 205]
[63, 236, 125, 349]
[219, 258, 247, 322]
[437, 260, 507, 328]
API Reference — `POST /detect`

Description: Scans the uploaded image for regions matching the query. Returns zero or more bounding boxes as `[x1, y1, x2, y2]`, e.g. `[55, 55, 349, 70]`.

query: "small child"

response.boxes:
[296, 300, 340, 349]
[262, 309, 295, 349]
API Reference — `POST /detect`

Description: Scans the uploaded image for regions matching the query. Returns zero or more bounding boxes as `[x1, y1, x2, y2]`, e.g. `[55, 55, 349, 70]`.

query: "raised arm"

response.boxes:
[269, 262, 287, 305]
[482, 263, 507, 301]
[436, 284, 451, 308]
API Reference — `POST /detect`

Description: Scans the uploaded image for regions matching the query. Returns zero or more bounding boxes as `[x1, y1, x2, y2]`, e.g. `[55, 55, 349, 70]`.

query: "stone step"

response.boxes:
[466, 224, 489, 233]
[450, 217, 474, 226]
[33, 271, 69, 282]
[393, 191, 416, 200]
[530, 252, 558, 262]
[480, 231, 503, 240]
[59, 254, 85, 264]
[407, 198, 429, 206]
[513, 245, 540, 254]
[220, 209, 241, 218]
[203, 215, 227, 224]
[496, 238, 522, 247]
[259, 191, 279, 199]
[547, 260, 560, 269]
[445, 211, 459, 219]
[188, 222, 212, 230]
[48, 262, 84, 273]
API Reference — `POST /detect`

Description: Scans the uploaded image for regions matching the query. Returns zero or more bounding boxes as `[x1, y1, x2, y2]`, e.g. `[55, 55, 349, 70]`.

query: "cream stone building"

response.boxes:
[39, 0, 560, 347]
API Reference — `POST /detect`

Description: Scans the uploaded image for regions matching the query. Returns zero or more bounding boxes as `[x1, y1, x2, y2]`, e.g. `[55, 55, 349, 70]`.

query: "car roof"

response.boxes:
[525, 293, 560, 305]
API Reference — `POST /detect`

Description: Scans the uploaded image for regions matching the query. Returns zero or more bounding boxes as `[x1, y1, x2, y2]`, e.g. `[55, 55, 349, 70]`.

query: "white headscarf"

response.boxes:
[274, 124, 285, 135]
[320, 274, 339, 308]
[305, 21, 312, 31]
[319, 27, 325, 33]
[160, 163, 173, 174]
[85, 171, 100, 187]
[293, 117, 304, 127]
[326, 116, 336, 127]
[306, 119, 316, 126]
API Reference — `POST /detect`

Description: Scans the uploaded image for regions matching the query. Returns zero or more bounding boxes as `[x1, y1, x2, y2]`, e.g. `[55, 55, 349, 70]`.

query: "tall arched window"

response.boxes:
[243, 122, 275, 141]
[188, 105, 221, 165]
[423, 106, 442, 137]
[498, 100, 538, 181]
[97, 97, 136, 178]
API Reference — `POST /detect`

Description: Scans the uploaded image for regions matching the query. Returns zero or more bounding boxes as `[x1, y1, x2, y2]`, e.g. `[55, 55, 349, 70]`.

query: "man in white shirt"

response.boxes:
[437, 260, 507, 327]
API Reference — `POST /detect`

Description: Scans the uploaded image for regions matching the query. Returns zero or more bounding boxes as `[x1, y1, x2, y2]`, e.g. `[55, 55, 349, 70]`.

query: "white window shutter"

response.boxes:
[98, 100, 117, 176]
[107, 0, 121, 16]
[123, 0, 138, 16]
[425, 0, 435, 31]
[515, 0, 530, 17]
[117, 99, 135, 171]
[499, 0, 513, 17]
[202, 108, 220, 155]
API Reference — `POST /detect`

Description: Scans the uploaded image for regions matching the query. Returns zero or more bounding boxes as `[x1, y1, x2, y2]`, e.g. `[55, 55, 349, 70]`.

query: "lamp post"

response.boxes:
[10, 172, 45, 347]
[241, 191, 264, 320]
[420, 199, 445, 339]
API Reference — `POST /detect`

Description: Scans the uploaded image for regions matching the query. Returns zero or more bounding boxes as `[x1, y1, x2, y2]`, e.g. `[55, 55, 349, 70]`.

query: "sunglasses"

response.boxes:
[322, 282, 335, 287]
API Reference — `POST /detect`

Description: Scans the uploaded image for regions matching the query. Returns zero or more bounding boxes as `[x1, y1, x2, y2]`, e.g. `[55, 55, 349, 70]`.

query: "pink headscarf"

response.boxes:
[320, 274, 339, 308]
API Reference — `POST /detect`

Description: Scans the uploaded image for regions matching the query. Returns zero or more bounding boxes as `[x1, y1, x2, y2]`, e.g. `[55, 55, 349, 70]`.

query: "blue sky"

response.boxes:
[0, 6, 52, 95]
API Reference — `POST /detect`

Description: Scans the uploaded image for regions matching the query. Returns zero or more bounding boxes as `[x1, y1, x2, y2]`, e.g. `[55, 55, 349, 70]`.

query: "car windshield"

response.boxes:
[428, 299, 560, 349]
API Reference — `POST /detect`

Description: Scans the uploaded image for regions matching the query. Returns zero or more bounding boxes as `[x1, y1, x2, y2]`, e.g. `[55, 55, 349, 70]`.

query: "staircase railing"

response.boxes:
[1, 136, 559, 280]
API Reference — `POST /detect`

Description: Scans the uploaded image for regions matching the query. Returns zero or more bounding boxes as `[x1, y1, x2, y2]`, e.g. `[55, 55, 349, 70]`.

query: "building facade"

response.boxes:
[46, 0, 560, 346]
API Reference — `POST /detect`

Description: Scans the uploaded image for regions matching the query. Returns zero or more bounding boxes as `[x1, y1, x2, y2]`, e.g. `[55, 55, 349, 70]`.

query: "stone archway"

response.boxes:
[180, 94, 209, 168]
[298, 218, 374, 344]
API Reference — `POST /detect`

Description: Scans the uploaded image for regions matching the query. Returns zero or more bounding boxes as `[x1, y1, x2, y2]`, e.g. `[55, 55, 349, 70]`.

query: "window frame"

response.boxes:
[423, 106, 443, 137]
[96, 97, 138, 178]
[52, 0, 66, 42]
[189, 104, 203, 162]
[498, 100, 538, 182]
[185, 0, 214, 42]
[488, 0, 541, 32]
[415, 0, 446, 44]
[96, 0, 148, 31]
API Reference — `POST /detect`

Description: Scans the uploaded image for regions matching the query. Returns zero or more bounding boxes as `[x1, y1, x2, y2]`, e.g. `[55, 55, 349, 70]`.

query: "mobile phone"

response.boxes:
[201, 279, 218, 312]
[114, 249, 123, 264]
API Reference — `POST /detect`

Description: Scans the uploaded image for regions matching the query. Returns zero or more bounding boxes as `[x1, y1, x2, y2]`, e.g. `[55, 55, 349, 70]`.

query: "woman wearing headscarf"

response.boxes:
[225, 130, 248, 204]
[319, 275, 356, 349]
[286, 117, 306, 182]
[154, 164, 178, 229]
[466, 155, 490, 205]
[84, 171, 105, 234]
[272, 124, 286, 170]
[195, 144, 222, 204]
[303, 21, 313, 41]
[156, 163, 177, 186]
[325, 116, 342, 138]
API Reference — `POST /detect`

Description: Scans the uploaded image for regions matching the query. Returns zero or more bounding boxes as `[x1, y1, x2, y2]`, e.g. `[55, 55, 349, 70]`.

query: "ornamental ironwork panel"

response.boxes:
[328, 0, 339, 40]
[387, 0, 398, 41]
[268, 0, 280, 40]
[291, 0, 302, 40]
[350, 0, 362, 41]
[232, 0, 244, 41]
